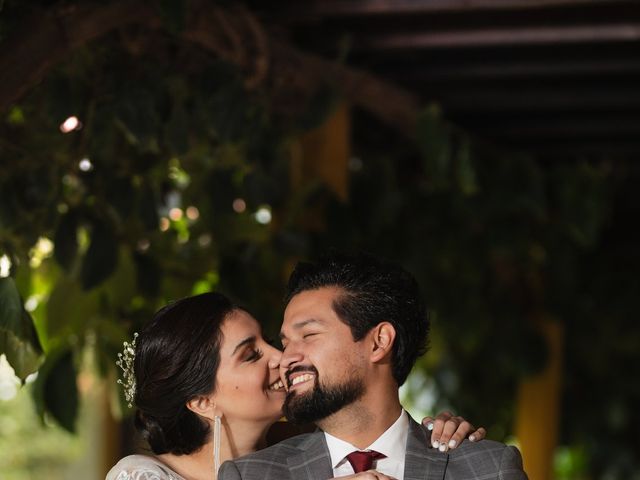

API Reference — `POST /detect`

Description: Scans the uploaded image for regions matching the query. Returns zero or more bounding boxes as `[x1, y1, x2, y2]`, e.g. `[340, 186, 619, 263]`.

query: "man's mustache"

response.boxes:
[285, 365, 318, 387]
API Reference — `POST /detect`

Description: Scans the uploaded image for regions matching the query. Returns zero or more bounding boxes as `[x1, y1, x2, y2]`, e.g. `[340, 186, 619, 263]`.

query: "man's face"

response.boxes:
[279, 286, 368, 424]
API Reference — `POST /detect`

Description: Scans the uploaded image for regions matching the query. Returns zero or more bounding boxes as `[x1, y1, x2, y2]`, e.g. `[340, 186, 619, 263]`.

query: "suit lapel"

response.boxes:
[287, 431, 333, 479]
[404, 417, 448, 480]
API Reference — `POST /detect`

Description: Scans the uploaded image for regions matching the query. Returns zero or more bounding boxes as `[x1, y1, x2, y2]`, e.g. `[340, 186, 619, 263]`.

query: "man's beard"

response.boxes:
[283, 368, 365, 425]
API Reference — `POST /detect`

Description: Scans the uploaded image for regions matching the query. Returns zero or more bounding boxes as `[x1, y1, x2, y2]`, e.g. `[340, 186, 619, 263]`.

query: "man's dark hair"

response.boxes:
[285, 252, 429, 386]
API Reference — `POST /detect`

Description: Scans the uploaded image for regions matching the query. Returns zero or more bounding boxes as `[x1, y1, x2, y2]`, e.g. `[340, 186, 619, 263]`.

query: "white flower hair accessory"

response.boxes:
[116, 332, 138, 408]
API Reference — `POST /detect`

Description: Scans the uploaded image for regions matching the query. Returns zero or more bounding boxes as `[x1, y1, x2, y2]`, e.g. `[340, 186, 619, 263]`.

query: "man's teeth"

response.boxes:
[290, 373, 314, 386]
[269, 380, 285, 391]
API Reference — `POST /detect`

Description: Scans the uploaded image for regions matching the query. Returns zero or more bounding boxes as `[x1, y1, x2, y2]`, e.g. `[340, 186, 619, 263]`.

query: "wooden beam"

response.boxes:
[391, 59, 640, 81]
[472, 118, 640, 137]
[438, 88, 640, 112]
[511, 140, 640, 156]
[358, 24, 640, 50]
[294, 0, 621, 16]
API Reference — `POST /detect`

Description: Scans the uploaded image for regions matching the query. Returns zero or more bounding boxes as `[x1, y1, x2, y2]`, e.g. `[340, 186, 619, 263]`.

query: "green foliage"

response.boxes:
[0, 277, 43, 380]
[32, 348, 79, 433]
[0, 7, 637, 477]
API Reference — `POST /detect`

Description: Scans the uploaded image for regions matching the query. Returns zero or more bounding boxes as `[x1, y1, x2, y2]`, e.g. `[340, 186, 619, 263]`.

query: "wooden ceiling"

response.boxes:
[255, 0, 640, 161]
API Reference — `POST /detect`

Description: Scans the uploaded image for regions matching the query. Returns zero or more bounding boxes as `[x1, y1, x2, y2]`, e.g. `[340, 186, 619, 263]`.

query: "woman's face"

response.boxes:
[213, 309, 286, 425]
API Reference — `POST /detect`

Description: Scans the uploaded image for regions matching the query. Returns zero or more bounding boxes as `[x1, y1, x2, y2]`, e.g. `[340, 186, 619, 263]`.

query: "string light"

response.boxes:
[59, 116, 82, 133]
[169, 208, 183, 221]
[232, 198, 246, 213]
[186, 206, 200, 220]
[254, 206, 272, 225]
[79, 158, 93, 172]
[0, 255, 11, 278]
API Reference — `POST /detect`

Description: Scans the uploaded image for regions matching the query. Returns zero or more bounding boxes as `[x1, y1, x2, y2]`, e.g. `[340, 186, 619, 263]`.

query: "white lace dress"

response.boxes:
[106, 454, 186, 480]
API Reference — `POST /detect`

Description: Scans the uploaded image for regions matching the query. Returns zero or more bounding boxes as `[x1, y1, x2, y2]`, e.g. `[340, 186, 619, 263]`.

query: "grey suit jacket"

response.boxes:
[219, 417, 528, 479]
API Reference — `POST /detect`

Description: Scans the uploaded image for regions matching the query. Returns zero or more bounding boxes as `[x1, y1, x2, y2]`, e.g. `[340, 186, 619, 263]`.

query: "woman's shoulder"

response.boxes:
[106, 454, 184, 480]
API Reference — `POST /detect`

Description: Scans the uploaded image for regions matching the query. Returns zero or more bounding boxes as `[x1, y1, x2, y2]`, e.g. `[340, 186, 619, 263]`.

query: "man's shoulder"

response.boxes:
[447, 439, 527, 478]
[450, 438, 511, 456]
[233, 431, 318, 465]
[218, 432, 322, 480]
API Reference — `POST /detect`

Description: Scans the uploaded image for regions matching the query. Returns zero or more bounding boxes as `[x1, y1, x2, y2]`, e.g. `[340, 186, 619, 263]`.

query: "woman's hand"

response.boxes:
[333, 472, 397, 479]
[421, 411, 487, 452]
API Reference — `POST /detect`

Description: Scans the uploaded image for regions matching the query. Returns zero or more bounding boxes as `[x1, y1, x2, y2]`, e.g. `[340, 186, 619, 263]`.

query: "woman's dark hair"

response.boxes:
[133, 292, 234, 455]
[285, 252, 429, 387]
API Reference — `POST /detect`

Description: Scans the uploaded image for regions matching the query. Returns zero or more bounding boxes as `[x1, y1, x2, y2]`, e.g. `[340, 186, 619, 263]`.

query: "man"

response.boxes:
[219, 252, 527, 479]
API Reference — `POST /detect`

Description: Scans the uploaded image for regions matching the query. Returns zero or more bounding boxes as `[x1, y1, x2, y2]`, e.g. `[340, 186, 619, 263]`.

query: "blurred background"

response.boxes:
[1, 1, 639, 479]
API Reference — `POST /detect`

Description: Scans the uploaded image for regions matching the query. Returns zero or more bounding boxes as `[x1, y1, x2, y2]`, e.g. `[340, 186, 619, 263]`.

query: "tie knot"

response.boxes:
[346, 450, 386, 473]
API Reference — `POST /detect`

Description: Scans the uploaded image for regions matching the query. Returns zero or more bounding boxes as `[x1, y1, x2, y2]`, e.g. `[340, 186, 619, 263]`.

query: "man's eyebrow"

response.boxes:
[279, 318, 324, 340]
[232, 336, 256, 356]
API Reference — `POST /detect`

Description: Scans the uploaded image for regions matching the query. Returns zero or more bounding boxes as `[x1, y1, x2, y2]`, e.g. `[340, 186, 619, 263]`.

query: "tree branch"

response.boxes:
[0, 0, 420, 135]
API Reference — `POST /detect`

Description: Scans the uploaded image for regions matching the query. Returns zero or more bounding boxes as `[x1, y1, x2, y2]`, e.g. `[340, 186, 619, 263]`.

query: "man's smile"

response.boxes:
[286, 367, 318, 389]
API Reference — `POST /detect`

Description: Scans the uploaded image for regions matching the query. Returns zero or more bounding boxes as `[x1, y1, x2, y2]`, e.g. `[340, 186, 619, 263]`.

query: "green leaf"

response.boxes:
[46, 277, 99, 344]
[32, 348, 79, 433]
[53, 211, 79, 271]
[80, 221, 119, 290]
[103, 247, 136, 307]
[105, 176, 135, 222]
[137, 181, 159, 231]
[115, 89, 159, 148]
[0, 277, 43, 380]
[416, 104, 452, 191]
[133, 252, 161, 297]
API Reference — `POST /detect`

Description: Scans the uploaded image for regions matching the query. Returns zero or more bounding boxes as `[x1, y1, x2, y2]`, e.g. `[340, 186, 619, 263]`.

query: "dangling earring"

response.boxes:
[213, 413, 221, 480]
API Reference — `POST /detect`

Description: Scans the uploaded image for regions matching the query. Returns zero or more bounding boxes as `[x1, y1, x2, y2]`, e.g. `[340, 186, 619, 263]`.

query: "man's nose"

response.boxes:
[281, 342, 304, 370]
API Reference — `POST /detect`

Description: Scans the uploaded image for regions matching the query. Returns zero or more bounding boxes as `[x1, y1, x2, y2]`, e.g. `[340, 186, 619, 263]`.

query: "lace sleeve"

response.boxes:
[106, 455, 183, 480]
[109, 469, 166, 480]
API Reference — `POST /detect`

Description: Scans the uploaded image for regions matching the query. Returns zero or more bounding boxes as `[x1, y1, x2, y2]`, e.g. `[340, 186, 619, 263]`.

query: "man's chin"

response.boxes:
[283, 378, 365, 425]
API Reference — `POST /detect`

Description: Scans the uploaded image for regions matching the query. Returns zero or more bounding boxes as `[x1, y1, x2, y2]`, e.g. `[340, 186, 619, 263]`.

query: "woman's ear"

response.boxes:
[370, 322, 396, 363]
[186, 395, 218, 422]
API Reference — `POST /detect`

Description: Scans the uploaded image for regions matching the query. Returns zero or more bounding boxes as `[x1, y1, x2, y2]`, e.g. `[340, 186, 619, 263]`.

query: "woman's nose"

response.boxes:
[266, 345, 282, 369]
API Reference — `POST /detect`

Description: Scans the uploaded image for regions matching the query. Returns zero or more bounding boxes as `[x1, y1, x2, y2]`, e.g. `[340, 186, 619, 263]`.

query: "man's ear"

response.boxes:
[370, 322, 396, 363]
[186, 395, 218, 422]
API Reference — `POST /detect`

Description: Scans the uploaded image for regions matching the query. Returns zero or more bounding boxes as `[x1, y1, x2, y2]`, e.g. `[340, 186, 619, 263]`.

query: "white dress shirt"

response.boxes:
[324, 409, 409, 479]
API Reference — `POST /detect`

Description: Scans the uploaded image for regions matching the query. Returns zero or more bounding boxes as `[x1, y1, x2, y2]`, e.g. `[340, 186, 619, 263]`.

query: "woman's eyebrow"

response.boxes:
[232, 336, 256, 356]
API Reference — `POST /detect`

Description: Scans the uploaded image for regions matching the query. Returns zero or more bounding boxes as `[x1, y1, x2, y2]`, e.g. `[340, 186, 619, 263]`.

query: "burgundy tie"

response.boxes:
[346, 450, 386, 473]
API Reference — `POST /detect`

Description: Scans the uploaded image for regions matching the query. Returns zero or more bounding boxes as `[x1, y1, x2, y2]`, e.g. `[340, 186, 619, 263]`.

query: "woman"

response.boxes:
[107, 292, 485, 480]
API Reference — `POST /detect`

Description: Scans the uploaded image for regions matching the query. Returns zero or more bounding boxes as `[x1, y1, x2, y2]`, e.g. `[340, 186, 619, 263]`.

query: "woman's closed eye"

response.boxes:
[244, 348, 264, 362]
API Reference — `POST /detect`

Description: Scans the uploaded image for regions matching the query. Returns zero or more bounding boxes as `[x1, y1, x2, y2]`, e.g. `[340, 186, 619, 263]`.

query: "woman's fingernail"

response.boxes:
[439, 444, 447, 452]
[427, 422, 434, 431]
[469, 435, 476, 442]
[448, 440, 457, 448]
[432, 441, 439, 449]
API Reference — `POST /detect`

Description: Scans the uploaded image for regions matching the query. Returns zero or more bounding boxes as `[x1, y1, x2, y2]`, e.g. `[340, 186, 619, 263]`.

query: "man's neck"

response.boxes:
[316, 390, 403, 450]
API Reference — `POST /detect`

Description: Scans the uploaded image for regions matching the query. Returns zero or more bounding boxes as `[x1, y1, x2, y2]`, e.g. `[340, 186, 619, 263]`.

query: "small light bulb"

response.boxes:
[169, 208, 183, 221]
[60, 116, 82, 133]
[79, 158, 93, 172]
[254, 206, 272, 225]
[232, 198, 247, 213]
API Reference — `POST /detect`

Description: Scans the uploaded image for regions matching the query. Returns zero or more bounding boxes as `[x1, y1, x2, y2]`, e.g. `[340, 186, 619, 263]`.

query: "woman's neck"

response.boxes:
[157, 419, 271, 480]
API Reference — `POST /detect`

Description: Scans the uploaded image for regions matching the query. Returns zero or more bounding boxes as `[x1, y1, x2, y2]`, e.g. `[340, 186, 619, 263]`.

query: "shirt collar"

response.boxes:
[324, 409, 409, 469]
